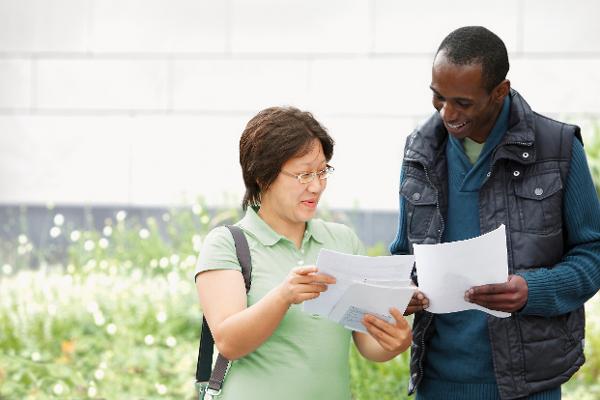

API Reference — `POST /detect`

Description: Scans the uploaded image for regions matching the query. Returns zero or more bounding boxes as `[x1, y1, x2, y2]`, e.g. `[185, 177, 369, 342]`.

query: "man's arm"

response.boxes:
[467, 138, 600, 315]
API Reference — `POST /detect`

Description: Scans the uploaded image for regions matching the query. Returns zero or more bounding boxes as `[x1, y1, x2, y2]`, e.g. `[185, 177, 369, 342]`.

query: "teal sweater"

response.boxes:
[391, 97, 600, 399]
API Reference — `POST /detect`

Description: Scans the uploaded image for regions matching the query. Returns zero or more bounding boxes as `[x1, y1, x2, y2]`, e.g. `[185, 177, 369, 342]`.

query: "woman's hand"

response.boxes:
[362, 308, 412, 354]
[277, 266, 336, 305]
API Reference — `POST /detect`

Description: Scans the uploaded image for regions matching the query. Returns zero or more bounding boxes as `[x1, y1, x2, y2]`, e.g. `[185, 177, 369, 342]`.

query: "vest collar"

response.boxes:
[405, 89, 538, 169]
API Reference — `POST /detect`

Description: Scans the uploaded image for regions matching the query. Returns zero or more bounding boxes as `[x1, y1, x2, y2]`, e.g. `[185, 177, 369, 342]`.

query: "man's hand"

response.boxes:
[465, 274, 528, 313]
[404, 291, 429, 315]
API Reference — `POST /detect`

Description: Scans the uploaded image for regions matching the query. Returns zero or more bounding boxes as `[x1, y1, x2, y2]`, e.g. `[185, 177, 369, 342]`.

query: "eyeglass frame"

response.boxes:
[280, 165, 335, 184]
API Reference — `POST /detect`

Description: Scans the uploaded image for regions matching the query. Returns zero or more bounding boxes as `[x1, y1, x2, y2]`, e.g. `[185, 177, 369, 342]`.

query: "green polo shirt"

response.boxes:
[196, 207, 365, 400]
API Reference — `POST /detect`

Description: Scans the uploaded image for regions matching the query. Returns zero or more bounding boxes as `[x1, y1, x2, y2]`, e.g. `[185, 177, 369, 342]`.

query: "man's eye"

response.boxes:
[457, 101, 471, 108]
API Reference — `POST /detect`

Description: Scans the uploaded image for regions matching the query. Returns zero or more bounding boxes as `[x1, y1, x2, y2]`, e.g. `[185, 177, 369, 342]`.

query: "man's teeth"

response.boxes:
[447, 121, 468, 129]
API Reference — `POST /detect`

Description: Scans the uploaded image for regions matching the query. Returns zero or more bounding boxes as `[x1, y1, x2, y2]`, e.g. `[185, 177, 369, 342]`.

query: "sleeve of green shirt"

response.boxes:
[194, 226, 242, 280]
[519, 139, 600, 316]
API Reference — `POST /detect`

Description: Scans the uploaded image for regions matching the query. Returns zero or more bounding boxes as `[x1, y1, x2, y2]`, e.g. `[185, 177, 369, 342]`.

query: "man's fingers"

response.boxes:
[467, 282, 511, 297]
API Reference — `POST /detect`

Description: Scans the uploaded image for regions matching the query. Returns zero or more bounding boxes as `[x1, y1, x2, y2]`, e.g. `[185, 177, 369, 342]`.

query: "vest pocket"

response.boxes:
[513, 170, 563, 234]
[517, 315, 579, 382]
[401, 176, 437, 239]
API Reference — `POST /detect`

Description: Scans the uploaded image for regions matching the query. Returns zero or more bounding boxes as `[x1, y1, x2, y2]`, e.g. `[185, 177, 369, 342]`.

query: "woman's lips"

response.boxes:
[301, 200, 317, 209]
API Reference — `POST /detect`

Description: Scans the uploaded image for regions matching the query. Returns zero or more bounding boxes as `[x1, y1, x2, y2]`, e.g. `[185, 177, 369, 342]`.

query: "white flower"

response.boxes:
[70, 230, 81, 242]
[139, 228, 150, 239]
[144, 335, 155, 346]
[106, 324, 117, 335]
[166, 336, 177, 348]
[50, 226, 61, 238]
[159, 257, 169, 269]
[94, 369, 105, 380]
[156, 311, 167, 324]
[84, 240, 95, 252]
[2, 264, 12, 274]
[94, 313, 106, 326]
[185, 255, 197, 267]
[162, 213, 171, 222]
[87, 302, 99, 313]
[99, 260, 109, 270]
[192, 204, 203, 215]
[200, 215, 210, 224]
[53, 214, 65, 226]
[103, 226, 113, 237]
[150, 259, 158, 268]
[99, 238, 109, 249]
[116, 210, 127, 222]
[18, 234, 28, 244]
[53, 383, 64, 395]
[88, 386, 97, 397]
[132, 269, 142, 280]
[169, 254, 180, 266]
[31, 352, 41, 362]
[156, 383, 167, 395]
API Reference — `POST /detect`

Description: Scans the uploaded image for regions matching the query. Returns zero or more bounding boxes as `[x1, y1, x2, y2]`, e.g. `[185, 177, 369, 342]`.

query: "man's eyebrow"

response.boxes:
[429, 87, 472, 103]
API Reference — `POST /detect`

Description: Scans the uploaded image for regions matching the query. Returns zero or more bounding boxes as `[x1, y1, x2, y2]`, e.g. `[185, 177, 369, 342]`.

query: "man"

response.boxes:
[390, 26, 600, 400]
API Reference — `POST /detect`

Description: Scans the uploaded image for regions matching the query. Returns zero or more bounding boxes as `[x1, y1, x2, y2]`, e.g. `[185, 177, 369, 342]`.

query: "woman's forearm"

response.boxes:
[210, 285, 290, 360]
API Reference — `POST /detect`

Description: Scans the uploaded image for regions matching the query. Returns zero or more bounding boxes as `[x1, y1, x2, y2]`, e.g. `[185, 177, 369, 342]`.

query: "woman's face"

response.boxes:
[259, 138, 328, 229]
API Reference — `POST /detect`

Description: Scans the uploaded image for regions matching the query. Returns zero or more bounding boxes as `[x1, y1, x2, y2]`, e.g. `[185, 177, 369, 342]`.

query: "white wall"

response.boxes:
[1, 0, 599, 211]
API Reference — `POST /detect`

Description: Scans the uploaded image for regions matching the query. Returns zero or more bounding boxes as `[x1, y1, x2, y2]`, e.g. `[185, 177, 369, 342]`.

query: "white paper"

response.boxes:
[413, 225, 510, 318]
[329, 283, 417, 333]
[303, 250, 416, 331]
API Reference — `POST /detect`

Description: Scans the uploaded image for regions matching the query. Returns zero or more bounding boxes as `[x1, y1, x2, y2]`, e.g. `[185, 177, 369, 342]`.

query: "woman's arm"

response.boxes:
[352, 308, 412, 362]
[196, 266, 335, 360]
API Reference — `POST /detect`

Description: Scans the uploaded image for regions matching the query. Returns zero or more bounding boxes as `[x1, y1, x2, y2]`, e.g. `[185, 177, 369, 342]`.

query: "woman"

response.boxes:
[195, 107, 411, 400]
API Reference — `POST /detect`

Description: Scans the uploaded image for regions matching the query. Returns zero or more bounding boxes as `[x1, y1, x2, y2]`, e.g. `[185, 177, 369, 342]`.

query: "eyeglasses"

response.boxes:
[280, 165, 335, 184]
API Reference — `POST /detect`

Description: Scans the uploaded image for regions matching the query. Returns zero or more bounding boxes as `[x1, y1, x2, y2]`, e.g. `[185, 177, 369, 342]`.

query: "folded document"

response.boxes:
[303, 250, 416, 333]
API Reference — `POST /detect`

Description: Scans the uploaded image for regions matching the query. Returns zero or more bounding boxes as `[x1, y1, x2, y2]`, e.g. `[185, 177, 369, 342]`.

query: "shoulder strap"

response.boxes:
[195, 225, 252, 388]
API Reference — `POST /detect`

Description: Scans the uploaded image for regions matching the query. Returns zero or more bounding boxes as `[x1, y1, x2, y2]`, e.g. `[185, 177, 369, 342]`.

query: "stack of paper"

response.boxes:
[413, 225, 510, 318]
[303, 250, 416, 333]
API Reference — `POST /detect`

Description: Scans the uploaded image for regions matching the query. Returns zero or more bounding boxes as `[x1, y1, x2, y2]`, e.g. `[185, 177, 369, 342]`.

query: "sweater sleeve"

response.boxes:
[389, 166, 410, 255]
[519, 138, 600, 316]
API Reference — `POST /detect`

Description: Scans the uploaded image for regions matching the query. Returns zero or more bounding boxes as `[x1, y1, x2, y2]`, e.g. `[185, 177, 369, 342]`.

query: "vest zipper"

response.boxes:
[416, 313, 434, 389]
[409, 160, 443, 389]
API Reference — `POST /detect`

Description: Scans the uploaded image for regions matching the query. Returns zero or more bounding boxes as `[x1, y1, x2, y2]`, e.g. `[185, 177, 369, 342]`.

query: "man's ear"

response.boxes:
[494, 79, 511, 102]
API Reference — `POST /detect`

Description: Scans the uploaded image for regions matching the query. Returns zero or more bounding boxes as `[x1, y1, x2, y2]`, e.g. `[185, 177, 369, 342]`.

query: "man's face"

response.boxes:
[430, 51, 507, 143]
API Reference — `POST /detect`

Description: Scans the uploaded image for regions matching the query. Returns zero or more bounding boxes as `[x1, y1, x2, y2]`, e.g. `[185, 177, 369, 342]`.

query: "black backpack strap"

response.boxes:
[195, 225, 252, 392]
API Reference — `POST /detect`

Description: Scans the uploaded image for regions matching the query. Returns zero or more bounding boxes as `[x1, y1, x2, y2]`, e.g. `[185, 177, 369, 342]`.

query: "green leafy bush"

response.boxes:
[1, 196, 599, 399]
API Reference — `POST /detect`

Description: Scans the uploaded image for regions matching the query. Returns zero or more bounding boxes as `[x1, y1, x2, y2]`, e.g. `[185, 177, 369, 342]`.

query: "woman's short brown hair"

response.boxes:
[239, 106, 334, 210]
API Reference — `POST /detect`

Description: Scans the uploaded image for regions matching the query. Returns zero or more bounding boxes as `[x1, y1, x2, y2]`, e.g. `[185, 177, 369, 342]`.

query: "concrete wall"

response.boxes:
[1, 0, 599, 212]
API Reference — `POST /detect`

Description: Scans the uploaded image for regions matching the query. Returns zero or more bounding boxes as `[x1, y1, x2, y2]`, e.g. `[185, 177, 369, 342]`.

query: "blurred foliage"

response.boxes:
[0, 194, 599, 399]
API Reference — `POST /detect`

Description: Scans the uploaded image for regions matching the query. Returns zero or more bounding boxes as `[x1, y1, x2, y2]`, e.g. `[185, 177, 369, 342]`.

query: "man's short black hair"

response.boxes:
[436, 26, 509, 92]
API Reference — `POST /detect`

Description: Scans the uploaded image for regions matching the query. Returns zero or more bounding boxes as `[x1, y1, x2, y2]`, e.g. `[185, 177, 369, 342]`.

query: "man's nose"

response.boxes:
[439, 102, 457, 121]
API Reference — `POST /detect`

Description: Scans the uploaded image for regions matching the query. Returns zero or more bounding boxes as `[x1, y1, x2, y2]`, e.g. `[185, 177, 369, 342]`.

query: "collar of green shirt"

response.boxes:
[238, 207, 326, 246]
